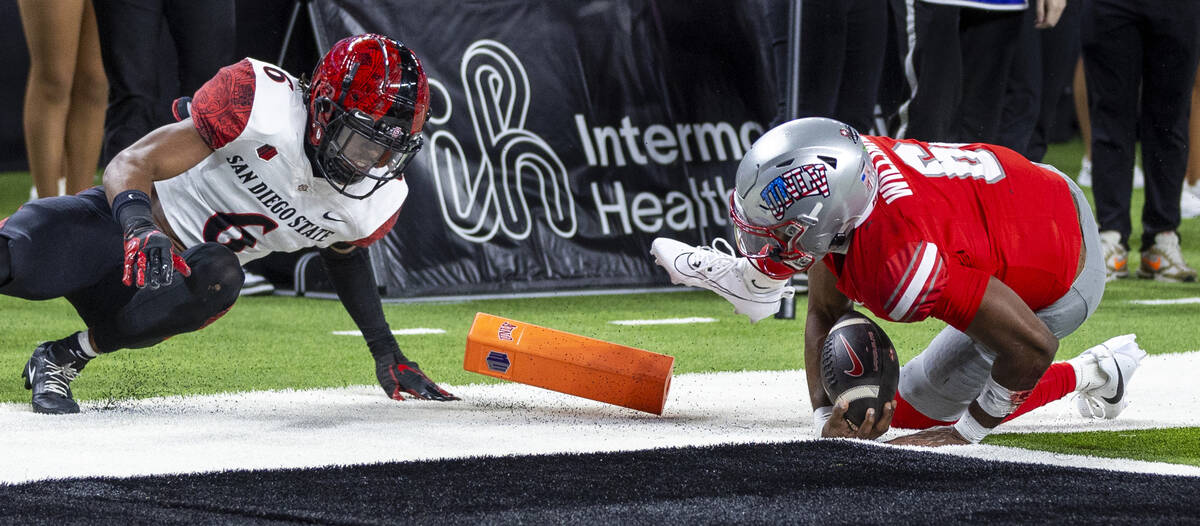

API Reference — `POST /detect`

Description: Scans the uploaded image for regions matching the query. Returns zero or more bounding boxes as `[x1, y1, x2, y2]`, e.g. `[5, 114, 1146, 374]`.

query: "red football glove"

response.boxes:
[374, 352, 459, 401]
[122, 217, 191, 289]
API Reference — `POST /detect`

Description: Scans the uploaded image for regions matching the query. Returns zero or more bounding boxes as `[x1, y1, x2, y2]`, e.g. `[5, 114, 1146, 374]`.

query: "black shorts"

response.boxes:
[1, 187, 242, 350]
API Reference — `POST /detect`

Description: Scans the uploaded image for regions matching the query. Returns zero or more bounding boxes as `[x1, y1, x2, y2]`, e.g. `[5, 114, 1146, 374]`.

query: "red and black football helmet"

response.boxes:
[307, 34, 429, 199]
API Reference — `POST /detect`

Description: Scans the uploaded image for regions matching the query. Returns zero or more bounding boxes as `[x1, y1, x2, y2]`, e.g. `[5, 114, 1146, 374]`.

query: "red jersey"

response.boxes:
[823, 136, 1081, 331]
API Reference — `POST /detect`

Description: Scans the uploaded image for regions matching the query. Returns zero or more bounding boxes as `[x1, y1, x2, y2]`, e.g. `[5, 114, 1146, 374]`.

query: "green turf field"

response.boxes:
[2, 138, 1199, 467]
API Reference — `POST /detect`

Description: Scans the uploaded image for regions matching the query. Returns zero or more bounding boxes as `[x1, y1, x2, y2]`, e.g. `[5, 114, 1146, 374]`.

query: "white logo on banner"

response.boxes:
[427, 39, 577, 243]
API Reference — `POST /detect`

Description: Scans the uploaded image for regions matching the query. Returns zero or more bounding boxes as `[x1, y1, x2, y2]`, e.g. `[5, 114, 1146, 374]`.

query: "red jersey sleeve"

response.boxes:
[349, 209, 401, 248]
[839, 241, 989, 331]
[190, 59, 256, 150]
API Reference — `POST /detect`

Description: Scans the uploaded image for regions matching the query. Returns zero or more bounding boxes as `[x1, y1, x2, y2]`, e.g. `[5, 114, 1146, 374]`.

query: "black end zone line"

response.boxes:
[1, 440, 1196, 524]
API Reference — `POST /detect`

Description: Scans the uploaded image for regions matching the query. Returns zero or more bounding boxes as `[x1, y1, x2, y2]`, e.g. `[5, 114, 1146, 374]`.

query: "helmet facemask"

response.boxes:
[311, 101, 423, 199]
[730, 193, 818, 271]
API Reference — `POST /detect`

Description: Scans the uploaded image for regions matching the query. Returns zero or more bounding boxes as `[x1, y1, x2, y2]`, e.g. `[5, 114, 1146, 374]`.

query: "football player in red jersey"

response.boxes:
[653, 117, 1146, 446]
[0, 34, 458, 414]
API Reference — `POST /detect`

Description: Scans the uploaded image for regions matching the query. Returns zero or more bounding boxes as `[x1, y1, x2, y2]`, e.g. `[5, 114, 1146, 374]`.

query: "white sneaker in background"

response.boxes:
[1133, 163, 1145, 189]
[27, 179, 67, 202]
[1137, 231, 1198, 282]
[240, 270, 276, 296]
[1099, 230, 1128, 281]
[651, 237, 794, 323]
[1077, 156, 1092, 188]
[1182, 188, 1200, 220]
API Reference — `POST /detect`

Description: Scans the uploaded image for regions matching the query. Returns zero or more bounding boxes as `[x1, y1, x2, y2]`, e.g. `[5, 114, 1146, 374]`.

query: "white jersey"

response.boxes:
[154, 58, 408, 265]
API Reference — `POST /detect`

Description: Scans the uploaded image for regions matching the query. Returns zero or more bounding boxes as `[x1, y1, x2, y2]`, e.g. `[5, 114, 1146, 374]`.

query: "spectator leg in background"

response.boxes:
[1136, 1, 1200, 245]
[163, 0, 236, 96]
[892, 0, 962, 141]
[63, 1, 107, 194]
[1073, 58, 1092, 183]
[997, 6, 1041, 157]
[1082, 0, 1140, 248]
[17, 0, 105, 199]
[794, 0, 848, 126]
[955, 8, 1023, 144]
[831, 0, 887, 135]
[92, 0, 166, 165]
[1026, 0, 1082, 163]
[1186, 66, 1200, 215]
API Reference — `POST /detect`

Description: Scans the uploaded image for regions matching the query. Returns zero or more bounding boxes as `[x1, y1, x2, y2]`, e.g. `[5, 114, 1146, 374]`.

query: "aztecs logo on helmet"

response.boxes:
[305, 33, 430, 199]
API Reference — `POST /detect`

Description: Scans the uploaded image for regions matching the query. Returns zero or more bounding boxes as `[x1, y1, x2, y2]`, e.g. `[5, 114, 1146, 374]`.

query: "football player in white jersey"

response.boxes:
[0, 34, 458, 414]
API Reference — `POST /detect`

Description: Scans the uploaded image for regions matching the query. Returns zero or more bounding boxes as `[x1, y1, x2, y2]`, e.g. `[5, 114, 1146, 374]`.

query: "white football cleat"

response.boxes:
[651, 237, 794, 323]
[1074, 334, 1147, 420]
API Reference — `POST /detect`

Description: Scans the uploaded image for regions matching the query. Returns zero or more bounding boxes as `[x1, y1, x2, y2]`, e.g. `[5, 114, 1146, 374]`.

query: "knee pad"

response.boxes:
[182, 243, 243, 308]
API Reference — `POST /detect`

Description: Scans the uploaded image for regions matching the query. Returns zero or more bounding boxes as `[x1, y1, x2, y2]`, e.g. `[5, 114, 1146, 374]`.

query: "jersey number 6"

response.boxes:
[202, 212, 278, 252]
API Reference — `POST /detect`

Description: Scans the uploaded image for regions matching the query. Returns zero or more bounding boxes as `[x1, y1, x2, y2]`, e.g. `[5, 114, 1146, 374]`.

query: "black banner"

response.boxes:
[311, 0, 779, 296]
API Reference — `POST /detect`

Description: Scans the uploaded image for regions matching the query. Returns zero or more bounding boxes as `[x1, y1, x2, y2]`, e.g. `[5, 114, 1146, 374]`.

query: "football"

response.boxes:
[820, 311, 900, 428]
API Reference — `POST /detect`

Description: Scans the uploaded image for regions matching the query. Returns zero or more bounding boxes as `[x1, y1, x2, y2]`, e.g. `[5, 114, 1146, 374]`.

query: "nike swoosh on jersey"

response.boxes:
[1102, 362, 1125, 404]
[323, 211, 346, 223]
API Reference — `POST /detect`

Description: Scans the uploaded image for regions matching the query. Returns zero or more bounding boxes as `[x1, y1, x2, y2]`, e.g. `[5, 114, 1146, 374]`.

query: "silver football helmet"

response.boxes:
[730, 117, 879, 272]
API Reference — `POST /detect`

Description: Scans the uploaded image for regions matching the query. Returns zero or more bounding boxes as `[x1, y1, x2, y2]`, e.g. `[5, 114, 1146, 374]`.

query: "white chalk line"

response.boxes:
[0, 352, 1197, 484]
[1127, 297, 1200, 306]
[609, 317, 718, 326]
[332, 328, 447, 336]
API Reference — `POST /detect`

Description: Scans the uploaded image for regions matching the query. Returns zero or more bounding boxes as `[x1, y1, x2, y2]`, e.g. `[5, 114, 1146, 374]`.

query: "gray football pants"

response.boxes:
[899, 167, 1106, 421]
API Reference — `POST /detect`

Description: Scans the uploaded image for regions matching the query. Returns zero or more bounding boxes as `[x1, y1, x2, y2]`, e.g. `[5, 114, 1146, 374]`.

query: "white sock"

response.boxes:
[740, 260, 790, 290]
[1069, 354, 1107, 392]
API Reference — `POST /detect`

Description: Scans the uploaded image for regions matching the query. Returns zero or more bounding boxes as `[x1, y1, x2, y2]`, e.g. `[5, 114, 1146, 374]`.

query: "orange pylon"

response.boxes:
[464, 313, 674, 415]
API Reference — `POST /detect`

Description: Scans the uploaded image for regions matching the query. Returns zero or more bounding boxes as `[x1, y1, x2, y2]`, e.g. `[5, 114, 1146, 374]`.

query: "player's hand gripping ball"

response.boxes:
[820, 311, 900, 427]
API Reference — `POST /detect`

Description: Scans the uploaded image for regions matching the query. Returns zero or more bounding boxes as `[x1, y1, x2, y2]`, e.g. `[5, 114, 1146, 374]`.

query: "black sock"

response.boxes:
[49, 332, 94, 366]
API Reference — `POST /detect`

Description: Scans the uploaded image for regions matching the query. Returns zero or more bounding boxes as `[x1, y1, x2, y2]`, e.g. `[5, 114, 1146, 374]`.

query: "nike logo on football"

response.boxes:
[749, 279, 773, 290]
[840, 334, 864, 377]
[323, 211, 346, 223]
[1102, 362, 1125, 404]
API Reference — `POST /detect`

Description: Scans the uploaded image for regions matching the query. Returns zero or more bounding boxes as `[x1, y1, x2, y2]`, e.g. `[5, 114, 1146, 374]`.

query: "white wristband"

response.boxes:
[952, 411, 991, 444]
[813, 406, 833, 437]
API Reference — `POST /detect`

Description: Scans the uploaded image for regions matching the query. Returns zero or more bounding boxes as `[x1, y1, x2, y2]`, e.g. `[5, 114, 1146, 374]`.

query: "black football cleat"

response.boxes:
[22, 341, 86, 414]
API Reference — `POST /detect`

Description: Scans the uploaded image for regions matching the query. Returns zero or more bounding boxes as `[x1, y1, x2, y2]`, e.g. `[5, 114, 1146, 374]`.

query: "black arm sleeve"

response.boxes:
[319, 244, 400, 359]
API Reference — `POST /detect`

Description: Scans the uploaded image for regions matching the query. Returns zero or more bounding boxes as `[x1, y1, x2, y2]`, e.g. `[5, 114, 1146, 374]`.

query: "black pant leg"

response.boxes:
[878, 0, 910, 135]
[163, 0, 236, 95]
[834, 0, 888, 134]
[765, 0, 791, 127]
[795, 1, 848, 124]
[1083, 0, 1142, 245]
[92, 0, 167, 165]
[1027, 0, 1082, 161]
[998, 7, 1042, 156]
[1138, 0, 1200, 244]
[956, 8, 1023, 143]
[898, 1, 963, 141]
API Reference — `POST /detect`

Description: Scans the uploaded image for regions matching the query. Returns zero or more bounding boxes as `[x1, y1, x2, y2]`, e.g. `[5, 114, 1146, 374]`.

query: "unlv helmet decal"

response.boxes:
[759, 163, 831, 220]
